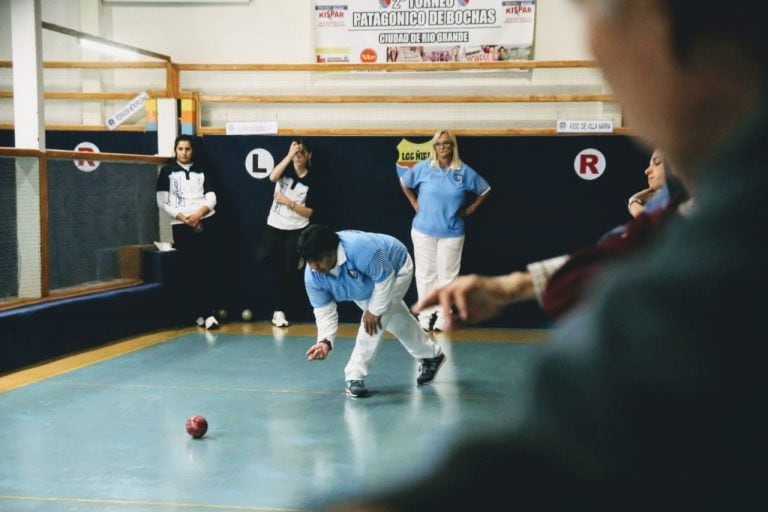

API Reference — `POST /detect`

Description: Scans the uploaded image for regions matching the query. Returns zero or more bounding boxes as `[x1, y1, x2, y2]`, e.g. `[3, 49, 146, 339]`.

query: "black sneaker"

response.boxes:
[417, 352, 446, 385]
[345, 380, 369, 398]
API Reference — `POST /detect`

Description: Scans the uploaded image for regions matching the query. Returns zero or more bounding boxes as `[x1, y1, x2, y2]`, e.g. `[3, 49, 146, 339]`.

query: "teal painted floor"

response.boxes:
[0, 328, 545, 511]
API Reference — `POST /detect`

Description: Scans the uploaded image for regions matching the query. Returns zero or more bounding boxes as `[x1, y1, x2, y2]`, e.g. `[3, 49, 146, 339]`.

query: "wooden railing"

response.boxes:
[0, 60, 625, 135]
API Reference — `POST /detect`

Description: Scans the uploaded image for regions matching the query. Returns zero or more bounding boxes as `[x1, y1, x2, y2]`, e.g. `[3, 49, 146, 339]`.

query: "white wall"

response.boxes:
[1, 0, 593, 63]
[0, 1, 602, 131]
[535, 0, 592, 59]
[0, 1, 11, 60]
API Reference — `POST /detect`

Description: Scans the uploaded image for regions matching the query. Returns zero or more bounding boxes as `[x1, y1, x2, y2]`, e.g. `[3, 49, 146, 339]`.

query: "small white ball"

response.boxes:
[241, 309, 253, 321]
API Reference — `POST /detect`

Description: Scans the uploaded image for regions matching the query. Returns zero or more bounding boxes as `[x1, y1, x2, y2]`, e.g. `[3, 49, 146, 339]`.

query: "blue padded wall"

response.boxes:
[200, 134, 650, 328]
[0, 130, 650, 375]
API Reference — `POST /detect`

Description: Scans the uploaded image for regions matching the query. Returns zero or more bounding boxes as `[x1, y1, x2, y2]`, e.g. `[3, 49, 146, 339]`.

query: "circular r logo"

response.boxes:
[73, 142, 100, 172]
[573, 148, 606, 181]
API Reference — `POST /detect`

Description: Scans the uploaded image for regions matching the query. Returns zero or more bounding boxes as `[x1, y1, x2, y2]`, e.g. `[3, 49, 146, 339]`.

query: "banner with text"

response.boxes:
[314, 0, 536, 64]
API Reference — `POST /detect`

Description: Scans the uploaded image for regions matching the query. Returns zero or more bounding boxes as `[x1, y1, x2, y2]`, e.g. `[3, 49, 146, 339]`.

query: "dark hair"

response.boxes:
[171, 134, 196, 162]
[662, 158, 689, 204]
[298, 224, 339, 261]
[294, 138, 311, 154]
[292, 138, 312, 170]
[174, 134, 195, 149]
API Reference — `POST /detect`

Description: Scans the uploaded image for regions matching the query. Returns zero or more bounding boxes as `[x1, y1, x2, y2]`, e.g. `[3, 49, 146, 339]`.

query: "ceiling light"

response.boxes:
[78, 38, 140, 60]
[42, 22, 171, 62]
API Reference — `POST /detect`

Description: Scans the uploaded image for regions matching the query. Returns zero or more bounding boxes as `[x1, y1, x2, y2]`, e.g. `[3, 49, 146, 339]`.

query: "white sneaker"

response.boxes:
[204, 315, 220, 330]
[272, 311, 289, 328]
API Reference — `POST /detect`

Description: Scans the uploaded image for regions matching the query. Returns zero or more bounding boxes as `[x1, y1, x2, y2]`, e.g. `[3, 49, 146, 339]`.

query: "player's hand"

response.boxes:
[185, 212, 203, 227]
[362, 311, 382, 336]
[306, 342, 330, 361]
[413, 273, 531, 330]
[288, 141, 302, 157]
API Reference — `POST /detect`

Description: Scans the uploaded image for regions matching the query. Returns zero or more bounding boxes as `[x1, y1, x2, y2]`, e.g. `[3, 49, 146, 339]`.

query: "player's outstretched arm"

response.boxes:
[413, 272, 535, 330]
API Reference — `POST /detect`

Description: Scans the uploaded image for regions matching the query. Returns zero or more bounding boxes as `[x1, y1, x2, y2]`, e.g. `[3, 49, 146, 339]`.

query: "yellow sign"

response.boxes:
[396, 138, 433, 169]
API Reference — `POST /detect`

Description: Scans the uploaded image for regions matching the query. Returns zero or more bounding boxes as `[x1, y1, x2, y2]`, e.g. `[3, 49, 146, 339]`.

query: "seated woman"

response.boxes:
[627, 148, 669, 217]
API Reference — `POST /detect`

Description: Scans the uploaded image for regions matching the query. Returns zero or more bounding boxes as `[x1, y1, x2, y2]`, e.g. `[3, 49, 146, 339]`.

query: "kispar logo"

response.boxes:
[318, 6, 345, 19]
[360, 48, 378, 63]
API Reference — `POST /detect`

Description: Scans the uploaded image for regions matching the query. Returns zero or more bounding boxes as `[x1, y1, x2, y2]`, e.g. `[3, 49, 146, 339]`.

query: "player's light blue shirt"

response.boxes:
[400, 159, 491, 237]
[304, 230, 409, 308]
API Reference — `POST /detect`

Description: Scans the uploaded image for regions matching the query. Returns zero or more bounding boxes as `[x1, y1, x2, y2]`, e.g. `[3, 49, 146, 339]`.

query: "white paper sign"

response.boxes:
[226, 122, 279, 135]
[106, 92, 149, 130]
[556, 120, 614, 133]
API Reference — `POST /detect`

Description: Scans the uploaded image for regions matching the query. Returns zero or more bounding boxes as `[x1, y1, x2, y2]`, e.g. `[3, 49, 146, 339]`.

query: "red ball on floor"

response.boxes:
[186, 415, 208, 439]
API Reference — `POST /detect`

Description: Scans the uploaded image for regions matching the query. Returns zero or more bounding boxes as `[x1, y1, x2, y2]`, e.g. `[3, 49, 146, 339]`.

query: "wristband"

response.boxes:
[319, 339, 332, 351]
[628, 198, 645, 212]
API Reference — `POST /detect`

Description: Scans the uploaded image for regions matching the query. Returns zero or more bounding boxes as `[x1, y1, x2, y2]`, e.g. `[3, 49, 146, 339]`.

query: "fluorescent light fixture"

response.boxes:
[78, 38, 140, 60]
[105, 0, 250, 3]
[42, 22, 171, 62]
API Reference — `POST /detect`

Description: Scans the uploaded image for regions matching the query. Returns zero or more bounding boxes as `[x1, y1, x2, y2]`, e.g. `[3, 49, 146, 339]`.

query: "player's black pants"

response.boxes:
[254, 225, 306, 314]
[172, 215, 222, 322]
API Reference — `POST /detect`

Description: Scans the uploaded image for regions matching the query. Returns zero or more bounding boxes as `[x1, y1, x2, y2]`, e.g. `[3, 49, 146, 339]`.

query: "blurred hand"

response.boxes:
[288, 141, 302, 157]
[274, 192, 291, 206]
[413, 272, 534, 330]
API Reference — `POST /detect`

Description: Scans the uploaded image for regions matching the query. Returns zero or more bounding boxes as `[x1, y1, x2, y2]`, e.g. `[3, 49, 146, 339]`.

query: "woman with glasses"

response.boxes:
[399, 130, 491, 331]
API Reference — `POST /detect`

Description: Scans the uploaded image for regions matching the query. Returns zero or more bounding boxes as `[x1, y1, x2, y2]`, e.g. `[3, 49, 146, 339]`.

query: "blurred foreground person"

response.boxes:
[316, 0, 768, 508]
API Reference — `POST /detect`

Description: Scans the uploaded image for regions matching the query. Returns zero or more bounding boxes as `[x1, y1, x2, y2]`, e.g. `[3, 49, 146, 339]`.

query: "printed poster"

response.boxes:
[314, 0, 536, 64]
